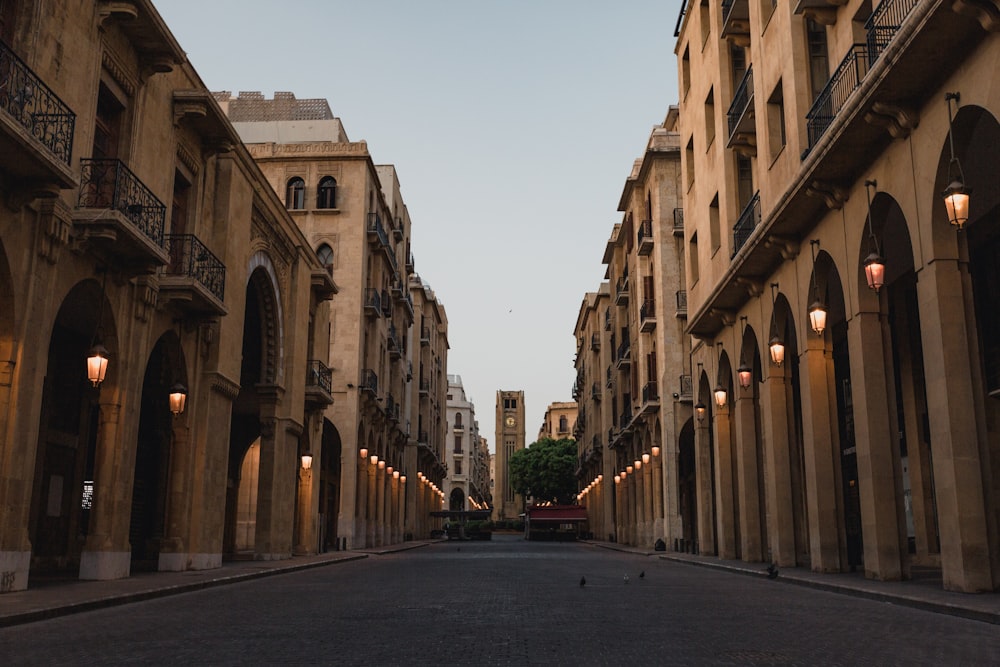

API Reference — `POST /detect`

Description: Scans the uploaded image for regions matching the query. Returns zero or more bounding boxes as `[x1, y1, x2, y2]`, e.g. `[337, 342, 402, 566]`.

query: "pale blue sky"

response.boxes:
[157, 0, 682, 449]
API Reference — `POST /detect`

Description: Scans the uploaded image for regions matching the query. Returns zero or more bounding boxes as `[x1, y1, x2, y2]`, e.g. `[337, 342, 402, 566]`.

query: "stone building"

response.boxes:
[444, 374, 480, 511]
[572, 110, 688, 549]
[470, 435, 492, 511]
[493, 390, 525, 522]
[537, 401, 577, 442]
[675, 0, 999, 591]
[0, 0, 332, 592]
[217, 91, 448, 546]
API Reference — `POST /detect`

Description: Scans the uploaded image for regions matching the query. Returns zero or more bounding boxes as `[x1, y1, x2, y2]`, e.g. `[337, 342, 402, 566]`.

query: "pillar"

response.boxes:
[760, 367, 795, 566]
[713, 405, 737, 559]
[733, 391, 763, 562]
[80, 401, 130, 580]
[694, 416, 715, 555]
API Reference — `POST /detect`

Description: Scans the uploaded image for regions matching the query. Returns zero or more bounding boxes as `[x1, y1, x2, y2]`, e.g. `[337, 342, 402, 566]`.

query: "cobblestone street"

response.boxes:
[2, 535, 999, 665]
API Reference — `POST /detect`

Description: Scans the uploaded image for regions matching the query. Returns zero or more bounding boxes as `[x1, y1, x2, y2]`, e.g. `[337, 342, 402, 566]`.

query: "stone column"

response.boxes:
[760, 366, 795, 567]
[733, 391, 763, 562]
[251, 415, 294, 560]
[374, 465, 385, 547]
[916, 260, 993, 592]
[798, 343, 842, 572]
[159, 423, 191, 571]
[635, 459, 645, 546]
[713, 404, 737, 559]
[355, 454, 367, 549]
[694, 416, 715, 555]
[366, 461, 377, 547]
[848, 310, 904, 581]
[81, 401, 130, 580]
[652, 451, 664, 542]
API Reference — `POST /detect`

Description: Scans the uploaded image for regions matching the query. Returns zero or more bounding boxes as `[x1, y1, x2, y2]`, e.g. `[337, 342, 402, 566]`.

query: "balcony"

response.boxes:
[0, 38, 76, 189]
[641, 381, 659, 414]
[616, 336, 631, 369]
[590, 333, 600, 352]
[385, 393, 399, 423]
[639, 298, 656, 333]
[673, 208, 684, 236]
[591, 383, 601, 402]
[731, 191, 761, 258]
[401, 292, 414, 321]
[390, 278, 404, 299]
[388, 323, 401, 359]
[364, 288, 381, 318]
[806, 45, 869, 150]
[305, 359, 333, 409]
[381, 288, 391, 317]
[679, 374, 693, 403]
[393, 216, 404, 241]
[74, 158, 168, 272]
[406, 361, 413, 382]
[418, 430, 429, 446]
[419, 377, 430, 396]
[615, 275, 629, 306]
[676, 290, 687, 318]
[159, 234, 227, 316]
[606, 366, 613, 389]
[619, 406, 634, 434]
[405, 251, 414, 273]
[637, 219, 653, 256]
[726, 66, 755, 155]
[360, 368, 378, 396]
[420, 326, 430, 346]
[721, 0, 750, 44]
[366, 213, 389, 248]
[866, 0, 919, 63]
[604, 307, 612, 331]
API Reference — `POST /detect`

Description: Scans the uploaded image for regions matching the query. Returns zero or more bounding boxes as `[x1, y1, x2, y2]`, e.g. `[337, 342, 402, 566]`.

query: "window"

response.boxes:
[286, 177, 305, 210]
[316, 243, 334, 275]
[700, 0, 710, 46]
[736, 154, 754, 210]
[709, 194, 720, 253]
[455, 413, 463, 428]
[558, 415, 568, 433]
[682, 46, 691, 99]
[806, 19, 829, 103]
[704, 87, 715, 149]
[317, 176, 337, 209]
[730, 43, 747, 90]
[454, 459, 462, 475]
[767, 82, 786, 162]
[171, 169, 191, 236]
[93, 83, 125, 159]
[685, 137, 695, 190]
[454, 435, 462, 453]
[689, 232, 700, 286]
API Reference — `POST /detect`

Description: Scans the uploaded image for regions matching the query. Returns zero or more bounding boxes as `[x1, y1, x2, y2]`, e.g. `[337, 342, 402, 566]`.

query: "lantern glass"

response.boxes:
[614, 475, 621, 484]
[943, 181, 970, 229]
[769, 336, 785, 367]
[370, 455, 378, 465]
[301, 454, 313, 470]
[87, 344, 109, 387]
[386, 466, 393, 475]
[651, 446, 660, 457]
[626, 465, 634, 474]
[809, 301, 828, 335]
[864, 253, 885, 292]
[168, 384, 187, 415]
[737, 365, 752, 389]
[714, 385, 727, 408]
[642, 453, 650, 464]
[378, 460, 385, 469]
[695, 401, 706, 422]
[359, 447, 368, 459]
[393, 470, 400, 479]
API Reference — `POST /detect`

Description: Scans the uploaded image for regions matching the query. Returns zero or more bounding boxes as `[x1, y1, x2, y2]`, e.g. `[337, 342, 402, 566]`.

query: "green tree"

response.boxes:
[508, 437, 578, 504]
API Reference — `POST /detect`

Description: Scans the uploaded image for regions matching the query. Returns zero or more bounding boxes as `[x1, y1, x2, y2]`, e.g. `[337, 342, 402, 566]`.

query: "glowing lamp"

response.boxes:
[168, 383, 187, 415]
[87, 344, 109, 387]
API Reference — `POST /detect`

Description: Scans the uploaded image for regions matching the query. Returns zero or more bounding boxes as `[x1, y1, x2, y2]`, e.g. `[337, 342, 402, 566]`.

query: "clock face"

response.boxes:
[505, 416, 516, 427]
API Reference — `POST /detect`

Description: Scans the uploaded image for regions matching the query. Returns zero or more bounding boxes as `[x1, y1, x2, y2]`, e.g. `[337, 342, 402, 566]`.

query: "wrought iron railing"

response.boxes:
[165, 234, 225, 302]
[732, 191, 761, 257]
[78, 158, 166, 247]
[0, 38, 75, 165]
[640, 298, 655, 322]
[419, 377, 430, 394]
[616, 276, 629, 300]
[727, 66, 754, 138]
[604, 307, 612, 331]
[806, 44, 869, 148]
[642, 381, 658, 403]
[381, 288, 391, 317]
[306, 359, 332, 395]
[721, 0, 738, 24]
[367, 212, 388, 247]
[591, 383, 601, 401]
[364, 287, 381, 314]
[673, 208, 684, 233]
[360, 368, 378, 394]
[418, 429, 429, 444]
[866, 0, 918, 62]
[420, 326, 430, 342]
[676, 290, 687, 313]
[637, 219, 653, 246]
[387, 323, 400, 355]
[617, 335, 631, 361]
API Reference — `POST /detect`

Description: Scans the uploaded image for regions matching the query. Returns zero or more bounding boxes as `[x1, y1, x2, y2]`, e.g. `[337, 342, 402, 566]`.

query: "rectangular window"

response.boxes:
[806, 19, 829, 103]
[689, 232, 700, 286]
[682, 46, 691, 99]
[454, 435, 462, 453]
[171, 169, 191, 236]
[93, 83, 125, 159]
[455, 460, 462, 475]
[730, 43, 746, 90]
[704, 87, 715, 149]
[736, 154, 754, 210]
[685, 137, 695, 190]
[700, 0, 710, 47]
[767, 82, 786, 162]
[709, 193, 720, 253]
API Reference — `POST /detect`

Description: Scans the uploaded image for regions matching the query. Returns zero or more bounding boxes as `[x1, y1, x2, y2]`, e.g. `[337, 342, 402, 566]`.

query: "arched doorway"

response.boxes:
[129, 332, 187, 570]
[677, 419, 696, 552]
[224, 262, 282, 559]
[450, 487, 465, 512]
[30, 279, 118, 574]
[320, 419, 342, 551]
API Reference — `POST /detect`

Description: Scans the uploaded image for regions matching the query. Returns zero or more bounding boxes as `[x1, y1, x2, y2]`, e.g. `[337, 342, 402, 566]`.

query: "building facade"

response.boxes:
[0, 0, 332, 592]
[444, 374, 481, 512]
[538, 401, 577, 442]
[494, 390, 526, 522]
[675, 0, 999, 592]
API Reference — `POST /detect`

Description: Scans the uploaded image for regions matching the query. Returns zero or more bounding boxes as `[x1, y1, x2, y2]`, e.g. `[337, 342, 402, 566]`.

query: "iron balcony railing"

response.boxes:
[637, 219, 653, 250]
[364, 288, 381, 315]
[604, 307, 612, 331]
[679, 374, 693, 399]
[616, 276, 629, 301]
[806, 44, 869, 148]
[366, 212, 388, 247]
[642, 381, 659, 403]
[419, 377, 430, 394]
[360, 368, 378, 395]
[721, 0, 738, 24]
[78, 158, 166, 247]
[405, 251, 414, 272]
[165, 234, 225, 303]
[606, 366, 612, 388]
[591, 333, 600, 351]
[591, 383, 601, 401]
[732, 191, 761, 257]
[381, 288, 391, 317]
[387, 323, 401, 356]
[418, 430, 429, 445]
[617, 335, 631, 361]
[640, 298, 655, 322]
[866, 0, 918, 63]
[608, 427, 615, 444]
[727, 66, 754, 139]
[676, 290, 687, 313]
[673, 208, 684, 234]
[0, 38, 76, 165]
[420, 326, 430, 343]
[306, 359, 332, 395]
[620, 406, 633, 430]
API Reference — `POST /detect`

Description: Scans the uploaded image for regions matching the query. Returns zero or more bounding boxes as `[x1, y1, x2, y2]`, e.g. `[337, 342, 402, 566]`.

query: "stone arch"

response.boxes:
[695, 365, 717, 556]
[319, 419, 342, 552]
[735, 321, 766, 562]
[449, 487, 465, 512]
[247, 251, 284, 385]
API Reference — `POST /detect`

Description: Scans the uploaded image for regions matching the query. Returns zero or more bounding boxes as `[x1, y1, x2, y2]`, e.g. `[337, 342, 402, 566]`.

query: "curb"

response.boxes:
[661, 554, 1000, 626]
[0, 554, 368, 629]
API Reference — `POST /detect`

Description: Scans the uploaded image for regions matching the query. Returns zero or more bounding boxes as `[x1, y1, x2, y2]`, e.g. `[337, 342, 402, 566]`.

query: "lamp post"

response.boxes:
[942, 92, 971, 230]
[168, 383, 187, 415]
[808, 239, 827, 335]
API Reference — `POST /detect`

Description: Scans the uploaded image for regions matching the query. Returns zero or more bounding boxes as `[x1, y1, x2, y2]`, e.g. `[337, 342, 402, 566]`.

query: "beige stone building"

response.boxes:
[675, 0, 999, 592]
[494, 390, 526, 522]
[218, 92, 448, 546]
[0, 0, 333, 592]
[445, 374, 480, 511]
[573, 109, 688, 548]
[537, 401, 577, 442]
[471, 435, 492, 511]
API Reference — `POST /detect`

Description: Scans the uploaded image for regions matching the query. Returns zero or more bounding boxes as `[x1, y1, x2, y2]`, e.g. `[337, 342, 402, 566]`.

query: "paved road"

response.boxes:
[2, 535, 998, 665]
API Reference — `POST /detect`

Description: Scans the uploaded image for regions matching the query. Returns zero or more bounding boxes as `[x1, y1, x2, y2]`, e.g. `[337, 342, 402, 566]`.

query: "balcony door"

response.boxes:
[93, 83, 125, 160]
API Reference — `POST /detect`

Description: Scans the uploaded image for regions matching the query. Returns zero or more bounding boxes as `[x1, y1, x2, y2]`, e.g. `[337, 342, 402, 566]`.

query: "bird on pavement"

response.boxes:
[579, 576, 586, 587]
[639, 570, 645, 579]
[624, 574, 630, 584]
[767, 563, 779, 580]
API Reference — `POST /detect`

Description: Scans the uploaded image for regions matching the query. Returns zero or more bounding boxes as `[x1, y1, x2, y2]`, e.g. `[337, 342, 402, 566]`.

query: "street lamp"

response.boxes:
[942, 92, 970, 230]
[808, 240, 827, 335]
[863, 180, 885, 293]
[168, 383, 187, 415]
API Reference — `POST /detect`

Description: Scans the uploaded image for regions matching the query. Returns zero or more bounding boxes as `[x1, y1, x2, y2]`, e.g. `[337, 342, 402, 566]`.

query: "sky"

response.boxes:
[157, 0, 682, 450]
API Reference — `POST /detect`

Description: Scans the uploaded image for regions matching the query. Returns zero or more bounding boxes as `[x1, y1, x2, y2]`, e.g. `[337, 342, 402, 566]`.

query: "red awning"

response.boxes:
[526, 506, 588, 522]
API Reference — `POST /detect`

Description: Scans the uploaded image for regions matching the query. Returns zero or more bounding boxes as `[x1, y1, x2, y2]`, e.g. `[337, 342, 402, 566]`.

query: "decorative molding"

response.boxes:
[864, 102, 919, 139]
[96, 1, 138, 27]
[207, 371, 240, 401]
[735, 276, 764, 297]
[36, 198, 72, 264]
[100, 49, 137, 97]
[805, 180, 848, 210]
[176, 142, 200, 176]
[765, 235, 800, 260]
[133, 274, 158, 322]
[952, 0, 1000, 31]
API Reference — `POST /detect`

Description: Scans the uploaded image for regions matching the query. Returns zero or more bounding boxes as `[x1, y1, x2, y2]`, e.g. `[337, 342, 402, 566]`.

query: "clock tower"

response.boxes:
[494, 390, 525, 523]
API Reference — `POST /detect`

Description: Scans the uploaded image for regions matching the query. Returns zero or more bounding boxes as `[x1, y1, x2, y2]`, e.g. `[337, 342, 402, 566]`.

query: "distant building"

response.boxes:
[494, 390, 525, 522]
[445, 375, 479, 511]
[537, 401, 578, 441]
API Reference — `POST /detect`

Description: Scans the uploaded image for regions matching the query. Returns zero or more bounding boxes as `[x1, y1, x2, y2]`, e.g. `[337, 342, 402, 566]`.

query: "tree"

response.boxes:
[508, 437, 578, 505]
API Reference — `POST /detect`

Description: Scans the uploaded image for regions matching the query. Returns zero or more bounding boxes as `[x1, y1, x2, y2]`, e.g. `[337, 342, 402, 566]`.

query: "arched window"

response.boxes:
[286, 177, 305, 210]
[316, 243, 334, 275]
[317, 176, 337, 209]
[559, 415, 568, 433]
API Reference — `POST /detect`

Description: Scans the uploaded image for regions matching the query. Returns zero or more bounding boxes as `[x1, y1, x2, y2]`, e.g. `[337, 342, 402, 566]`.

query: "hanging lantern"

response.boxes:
[737, 364, 752, 389]
[695, 401, 706, 422]
[87, 344, 109, 388]
[714, 384, 727, 408]
[300, 452, 313, 470]
[809, 300, 828, 335]
[864, 252, 885, 292]
[359, 447, 368, 460]
[651, 445, 660, 457]
[769, 335, 785, 367]
[942, 93, 971, 231]
[168, 383, 188, 415]
[642, 453, 650, 464]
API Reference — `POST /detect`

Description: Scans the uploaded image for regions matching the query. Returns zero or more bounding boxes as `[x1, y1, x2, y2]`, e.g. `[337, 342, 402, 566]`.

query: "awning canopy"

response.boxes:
[525, 505, 588, 522]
